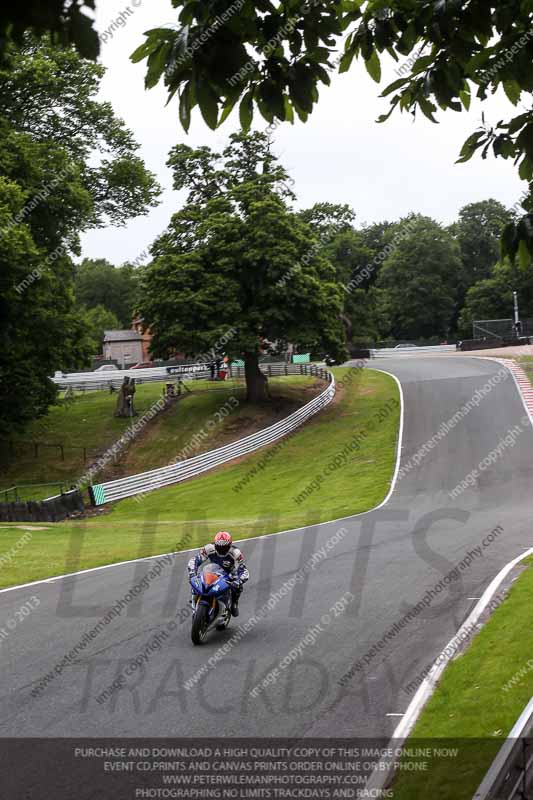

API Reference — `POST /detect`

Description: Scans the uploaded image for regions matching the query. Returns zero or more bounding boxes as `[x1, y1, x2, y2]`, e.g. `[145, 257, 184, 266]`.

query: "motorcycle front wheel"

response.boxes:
[191, 602, 209, 645]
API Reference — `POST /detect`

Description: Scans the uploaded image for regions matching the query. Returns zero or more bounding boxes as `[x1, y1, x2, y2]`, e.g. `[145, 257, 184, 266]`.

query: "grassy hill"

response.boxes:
[0, 376, 317, 500]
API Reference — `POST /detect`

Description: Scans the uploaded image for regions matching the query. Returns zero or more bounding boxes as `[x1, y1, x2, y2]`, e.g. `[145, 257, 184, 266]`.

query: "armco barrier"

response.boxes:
[89, 365, 334, 506]
[0, 489, 84, 523]
[370, 345, 457, 357]
[473, 697, 533, 799]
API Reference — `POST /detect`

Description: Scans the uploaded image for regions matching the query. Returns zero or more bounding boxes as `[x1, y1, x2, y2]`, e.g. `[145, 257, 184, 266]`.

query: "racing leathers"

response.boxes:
[187, 543, 249, 616]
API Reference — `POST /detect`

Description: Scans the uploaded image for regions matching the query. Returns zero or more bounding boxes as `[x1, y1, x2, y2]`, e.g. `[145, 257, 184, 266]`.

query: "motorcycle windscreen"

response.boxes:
[199, 563, 224, 586]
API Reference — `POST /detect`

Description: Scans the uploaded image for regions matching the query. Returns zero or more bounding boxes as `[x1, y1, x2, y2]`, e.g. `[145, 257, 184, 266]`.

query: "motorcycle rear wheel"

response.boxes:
[191, 603, 209, 645]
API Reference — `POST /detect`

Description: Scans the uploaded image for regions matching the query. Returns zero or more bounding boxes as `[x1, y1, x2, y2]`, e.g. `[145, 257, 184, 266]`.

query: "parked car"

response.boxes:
[394, 343, 418, 348]
[131, 361, 154, 369]
[95, 364, 117, 372]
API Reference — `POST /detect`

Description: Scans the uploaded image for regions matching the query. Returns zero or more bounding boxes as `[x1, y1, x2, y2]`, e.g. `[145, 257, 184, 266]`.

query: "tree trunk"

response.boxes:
[244, 353, 269, 403]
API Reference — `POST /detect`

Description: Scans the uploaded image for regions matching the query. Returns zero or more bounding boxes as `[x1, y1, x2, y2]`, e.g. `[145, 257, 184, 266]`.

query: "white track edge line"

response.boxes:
[366, 546, 533, 792]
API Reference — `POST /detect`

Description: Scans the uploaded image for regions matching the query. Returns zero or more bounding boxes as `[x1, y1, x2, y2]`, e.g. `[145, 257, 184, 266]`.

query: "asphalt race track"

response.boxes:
[1, 356, 532, 739]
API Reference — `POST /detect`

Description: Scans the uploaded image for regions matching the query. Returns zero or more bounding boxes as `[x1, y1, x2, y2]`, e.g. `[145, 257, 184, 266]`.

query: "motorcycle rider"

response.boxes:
[187, 531, 249, 623]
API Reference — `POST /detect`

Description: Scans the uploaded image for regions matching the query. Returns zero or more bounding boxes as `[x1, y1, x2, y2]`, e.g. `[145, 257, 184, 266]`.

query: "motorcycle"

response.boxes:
[190, 563, 234, 645]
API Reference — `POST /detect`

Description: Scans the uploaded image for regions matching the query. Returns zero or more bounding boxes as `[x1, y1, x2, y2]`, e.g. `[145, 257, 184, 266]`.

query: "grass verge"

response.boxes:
[392, 558, 533, 800]
[0, 367, 400, 588]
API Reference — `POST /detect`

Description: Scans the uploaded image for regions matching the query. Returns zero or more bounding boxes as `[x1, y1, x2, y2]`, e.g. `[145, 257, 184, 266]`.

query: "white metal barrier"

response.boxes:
[370, 345, 457, 358]
[473, 697, 533, 799]
[89, 365, 334, 505]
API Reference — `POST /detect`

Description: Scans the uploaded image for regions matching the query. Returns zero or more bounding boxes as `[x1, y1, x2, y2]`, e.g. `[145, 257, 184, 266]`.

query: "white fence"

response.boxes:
[89, 364, 334, 506]
[52, 361, 313, 392]
[52, 364, 210, 392]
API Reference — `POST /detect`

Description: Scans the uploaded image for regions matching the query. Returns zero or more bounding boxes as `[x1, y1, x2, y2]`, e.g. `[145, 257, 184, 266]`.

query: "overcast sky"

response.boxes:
[81, 0, 525, 267]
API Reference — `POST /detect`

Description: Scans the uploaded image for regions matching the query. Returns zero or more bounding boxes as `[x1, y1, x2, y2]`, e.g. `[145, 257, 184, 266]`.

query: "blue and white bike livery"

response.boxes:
[190, 562, 234, 644]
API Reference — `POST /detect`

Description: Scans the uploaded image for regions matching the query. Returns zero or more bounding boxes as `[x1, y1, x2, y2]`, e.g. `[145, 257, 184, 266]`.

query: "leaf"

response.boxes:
[339, 49, 355, 74]
[131, 31, 167, 64]
[365, 50, 381, 83]
[519, 157, 533, 182]
[381, 76, 410, 97]
[456, 131, 484, 163]
[503, 80, 522, 106]
[259, 80, 286, 120]
[284, 96, 294, 124]
[256, 93, 275, 123]
[516, 124, 533, 160]
[145, 42, 171, 89]
[196, 82, 219, 129]
[130, 41, 156, 64]
[239, 90, 254, 131]
[418, 97, 438, 123]
[376, 98, 399, 124]
[459, 88, 471, 110]
[179, 86, 191, 132]
[314, 64, 331, 86]
[508, 113, 531, 135]
[218, 94, 239, 126]
[411, 54, 435, 74]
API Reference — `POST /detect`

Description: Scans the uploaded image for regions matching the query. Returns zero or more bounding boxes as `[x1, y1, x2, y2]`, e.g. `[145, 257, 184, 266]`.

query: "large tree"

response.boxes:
[375, 215, 462, 340]
[0, 38, 161, 432]
[0, 38, 160, 226]
[134, 1, 533, 263]
[302, 210, 378, 341]
[139, 133, 346, 402]
[0, 126, 93, 433]
[451, 199, 515, 288]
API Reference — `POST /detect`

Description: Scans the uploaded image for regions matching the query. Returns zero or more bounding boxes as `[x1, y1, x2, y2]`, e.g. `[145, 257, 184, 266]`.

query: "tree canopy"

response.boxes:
[375, 215, 462, 340]
[133, 0, 533, 263]
[0, 2, 99, 61]
[0, 38, 160, 228]
[83, 305, 121, 355]
[74, 259, 141, 327]
[451, 199, 515, 288]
